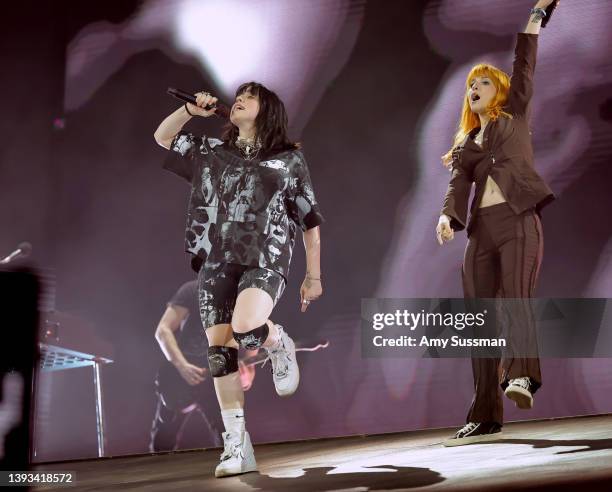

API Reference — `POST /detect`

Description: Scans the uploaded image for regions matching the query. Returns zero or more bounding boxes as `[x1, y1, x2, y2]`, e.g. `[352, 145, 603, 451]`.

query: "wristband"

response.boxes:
[184, 103, 195, 117]
[530, 7, 547, 21]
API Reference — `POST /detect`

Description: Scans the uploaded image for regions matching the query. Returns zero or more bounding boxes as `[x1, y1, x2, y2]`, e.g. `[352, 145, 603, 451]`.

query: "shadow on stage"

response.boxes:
[239, 465, 445, 491]
[478, 438, 612, 455]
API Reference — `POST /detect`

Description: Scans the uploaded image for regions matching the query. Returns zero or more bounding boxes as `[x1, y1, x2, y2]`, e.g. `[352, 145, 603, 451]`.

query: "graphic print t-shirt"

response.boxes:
[163, 132, 324, 279]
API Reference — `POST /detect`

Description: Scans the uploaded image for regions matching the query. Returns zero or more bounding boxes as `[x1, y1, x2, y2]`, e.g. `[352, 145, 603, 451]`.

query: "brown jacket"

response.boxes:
[441, 33, 555, 236]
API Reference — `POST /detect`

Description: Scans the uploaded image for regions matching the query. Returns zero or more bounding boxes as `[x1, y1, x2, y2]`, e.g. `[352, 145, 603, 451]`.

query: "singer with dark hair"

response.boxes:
[154, 82, 324, 477]
[435, 1, 558, 446]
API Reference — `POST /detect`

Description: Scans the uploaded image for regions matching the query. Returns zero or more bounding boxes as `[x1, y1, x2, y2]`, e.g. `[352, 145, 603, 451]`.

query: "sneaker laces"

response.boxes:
[261, 337, 290, 379]
[219, 433, 241, 462]
[457, 422, 478, 436]
[510, 377, 531, 390]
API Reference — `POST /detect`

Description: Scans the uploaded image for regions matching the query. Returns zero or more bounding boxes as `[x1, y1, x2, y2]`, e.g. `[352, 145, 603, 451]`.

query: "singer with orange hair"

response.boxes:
[436, 0, 558, 446]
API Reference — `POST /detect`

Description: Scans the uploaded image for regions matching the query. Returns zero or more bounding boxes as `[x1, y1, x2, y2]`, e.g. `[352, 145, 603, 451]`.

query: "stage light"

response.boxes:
[172, 0, 270, 97]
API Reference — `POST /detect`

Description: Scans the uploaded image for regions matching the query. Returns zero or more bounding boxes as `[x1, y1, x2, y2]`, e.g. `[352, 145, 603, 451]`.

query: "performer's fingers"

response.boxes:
[440, 224, 453, 242]
[196, 92, 211, 107]
[303, 297, 312, 312]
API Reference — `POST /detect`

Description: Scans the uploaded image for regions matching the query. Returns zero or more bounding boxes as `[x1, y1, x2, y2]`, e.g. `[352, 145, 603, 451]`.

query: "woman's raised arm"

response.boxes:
[154, 92, 218, 149]
[524, 0, 558, 35]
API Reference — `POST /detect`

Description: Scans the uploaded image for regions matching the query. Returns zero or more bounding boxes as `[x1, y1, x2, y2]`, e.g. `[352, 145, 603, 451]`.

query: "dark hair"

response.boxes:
[222, 82, 299, 154]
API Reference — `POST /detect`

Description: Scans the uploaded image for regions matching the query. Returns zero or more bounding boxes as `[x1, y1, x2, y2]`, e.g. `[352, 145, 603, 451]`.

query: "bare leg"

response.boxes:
[206, 322, 257, 477]
[231, 288, 280, 348]
[205, 323, 243, 410]
[232, 287, 300, 397]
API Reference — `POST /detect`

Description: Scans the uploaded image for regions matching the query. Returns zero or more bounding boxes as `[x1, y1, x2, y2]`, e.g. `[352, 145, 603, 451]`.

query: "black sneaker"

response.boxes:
[505, 377, 533, 409]
[443, 422, 502, 447]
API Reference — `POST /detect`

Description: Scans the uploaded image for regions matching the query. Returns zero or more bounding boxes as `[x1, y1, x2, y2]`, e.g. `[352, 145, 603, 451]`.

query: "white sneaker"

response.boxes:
[505, 377, 533, 409]
[214, 431, 257, 478]
[263, 325, 300, 397]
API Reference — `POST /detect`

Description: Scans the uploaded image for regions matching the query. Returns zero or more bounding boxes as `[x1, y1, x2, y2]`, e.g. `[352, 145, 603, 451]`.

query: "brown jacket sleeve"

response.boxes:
[508, 33, 538, 116]
[441, 163, 472, 232]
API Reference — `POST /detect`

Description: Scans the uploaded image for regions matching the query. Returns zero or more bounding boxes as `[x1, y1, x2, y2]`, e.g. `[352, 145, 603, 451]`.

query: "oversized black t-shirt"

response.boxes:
[168, 280, 204, 355]
[163, 132, 325, 279]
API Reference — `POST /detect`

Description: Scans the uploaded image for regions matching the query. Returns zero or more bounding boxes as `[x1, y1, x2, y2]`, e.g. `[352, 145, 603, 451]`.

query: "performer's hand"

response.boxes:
[300, 276, 322, 312]
[436, 214, 454, 245]
[186, 91, 219, 117]
[177, 361, 206, 385]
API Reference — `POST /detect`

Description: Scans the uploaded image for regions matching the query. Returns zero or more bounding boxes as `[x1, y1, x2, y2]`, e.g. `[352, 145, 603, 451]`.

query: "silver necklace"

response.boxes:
[235, 136, 262, 160]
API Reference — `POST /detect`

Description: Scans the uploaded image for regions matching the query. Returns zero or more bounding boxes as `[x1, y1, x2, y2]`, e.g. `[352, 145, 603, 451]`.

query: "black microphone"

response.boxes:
[167, 87, 230, 118]
[0, 242, 32, 265]
[541, 0, 560, 28]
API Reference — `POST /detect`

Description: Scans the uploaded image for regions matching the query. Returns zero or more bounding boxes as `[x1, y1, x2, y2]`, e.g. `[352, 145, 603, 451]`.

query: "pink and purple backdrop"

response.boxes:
[1, 0, 611, 462]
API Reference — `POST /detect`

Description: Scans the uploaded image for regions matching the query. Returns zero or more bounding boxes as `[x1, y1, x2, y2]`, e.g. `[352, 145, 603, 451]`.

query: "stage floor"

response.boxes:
[34, 414, 612, 491]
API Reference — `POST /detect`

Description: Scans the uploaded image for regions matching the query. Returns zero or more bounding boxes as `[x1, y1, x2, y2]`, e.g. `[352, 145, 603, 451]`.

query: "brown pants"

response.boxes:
[462, 202, 543, 425]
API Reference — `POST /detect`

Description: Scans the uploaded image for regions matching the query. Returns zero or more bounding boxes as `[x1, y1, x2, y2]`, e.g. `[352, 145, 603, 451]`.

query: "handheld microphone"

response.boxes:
[541, 0, 560, 28]
[0, 242, 32, 265]
[166, 87, 230, 118]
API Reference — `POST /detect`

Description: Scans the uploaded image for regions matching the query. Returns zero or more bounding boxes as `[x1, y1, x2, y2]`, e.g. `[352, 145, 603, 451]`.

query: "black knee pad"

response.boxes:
[207, 346, 239, 377]
[232, 323, 269, 350]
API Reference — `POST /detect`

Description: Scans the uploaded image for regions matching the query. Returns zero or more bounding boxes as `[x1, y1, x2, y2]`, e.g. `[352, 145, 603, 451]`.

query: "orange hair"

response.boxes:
[442, 64, 512, 166]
